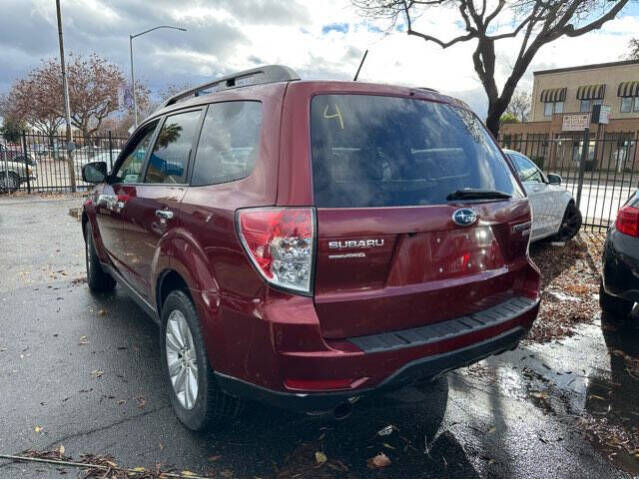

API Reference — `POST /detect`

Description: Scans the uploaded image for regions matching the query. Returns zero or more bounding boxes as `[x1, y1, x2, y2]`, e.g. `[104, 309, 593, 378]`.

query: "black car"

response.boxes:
[601, 189, 639, 319]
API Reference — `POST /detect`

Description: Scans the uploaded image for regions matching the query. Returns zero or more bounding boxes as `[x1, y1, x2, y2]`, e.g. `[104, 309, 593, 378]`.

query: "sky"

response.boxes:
[1, 0, 639, 118]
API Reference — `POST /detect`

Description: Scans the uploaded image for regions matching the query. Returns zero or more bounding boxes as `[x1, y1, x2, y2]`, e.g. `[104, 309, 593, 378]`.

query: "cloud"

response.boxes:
[0, 0, 637, 120]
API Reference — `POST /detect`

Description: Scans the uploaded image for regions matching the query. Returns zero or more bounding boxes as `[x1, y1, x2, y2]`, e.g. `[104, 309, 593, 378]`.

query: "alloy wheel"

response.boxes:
[165, 310, 199, 410]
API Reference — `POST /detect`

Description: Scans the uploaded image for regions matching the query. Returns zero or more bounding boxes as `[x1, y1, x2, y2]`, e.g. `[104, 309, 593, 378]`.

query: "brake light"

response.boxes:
[615, 205, 639, 237]
[237, 207, 315, 294]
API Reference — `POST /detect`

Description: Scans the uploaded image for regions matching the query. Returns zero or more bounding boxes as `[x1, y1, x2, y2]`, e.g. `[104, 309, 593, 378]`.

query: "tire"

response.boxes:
[160, 290, 242, 431]
[554, 201, 582, 242]
[599, 280, 633, 319]
[0, 171, 20, 193]
[84, 227, 116, 292]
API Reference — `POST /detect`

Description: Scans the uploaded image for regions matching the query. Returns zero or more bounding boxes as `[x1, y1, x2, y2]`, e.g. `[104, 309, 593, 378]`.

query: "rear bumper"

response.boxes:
[213, 295, 538, 412]
[602, 228, 639, 302]
[216, 325, 527, 412]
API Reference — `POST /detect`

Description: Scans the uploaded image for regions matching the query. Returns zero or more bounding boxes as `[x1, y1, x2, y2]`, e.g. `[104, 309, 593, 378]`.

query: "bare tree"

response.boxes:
[629, 38, 639, 60]
[4, 64, 65, 145]
[352, 0, 632, 136]
[6, 53, 130, 144]
[506, 89, 531, 122]
[66, 53, 124, 141]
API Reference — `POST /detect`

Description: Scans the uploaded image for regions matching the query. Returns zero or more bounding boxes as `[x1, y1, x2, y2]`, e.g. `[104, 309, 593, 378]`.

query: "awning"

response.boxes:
[576, 84, 606, 100]
[540, 87, 566, 103]
[617, 81, 639, 97]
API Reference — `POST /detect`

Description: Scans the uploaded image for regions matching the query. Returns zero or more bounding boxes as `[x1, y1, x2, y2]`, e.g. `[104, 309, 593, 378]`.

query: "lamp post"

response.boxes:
[129, 25, 186, 127]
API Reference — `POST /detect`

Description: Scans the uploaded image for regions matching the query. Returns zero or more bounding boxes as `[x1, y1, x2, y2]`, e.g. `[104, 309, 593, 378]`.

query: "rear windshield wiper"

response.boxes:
[446, 189, 512, 201]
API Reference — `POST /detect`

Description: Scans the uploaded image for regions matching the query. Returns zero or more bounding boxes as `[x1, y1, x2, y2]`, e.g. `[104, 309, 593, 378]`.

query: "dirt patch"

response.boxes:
[526, 232, 605, 344]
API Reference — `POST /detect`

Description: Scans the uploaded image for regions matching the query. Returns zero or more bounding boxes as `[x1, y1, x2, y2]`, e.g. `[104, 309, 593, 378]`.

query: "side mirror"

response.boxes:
[82, 161, 107, 184]
[547, 173, 562, 185]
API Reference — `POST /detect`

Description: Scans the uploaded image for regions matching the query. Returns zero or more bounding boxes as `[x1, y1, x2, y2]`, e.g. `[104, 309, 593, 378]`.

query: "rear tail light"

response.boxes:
[615, 205, 639, 237]
[237, 207, 315, 294]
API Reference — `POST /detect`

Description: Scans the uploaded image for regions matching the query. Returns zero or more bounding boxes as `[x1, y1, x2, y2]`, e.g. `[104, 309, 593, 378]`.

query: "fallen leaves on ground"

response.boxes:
[314, 451, 327, 465]
[22, 448, 70, 462]
[90, 369, 104, 379]
[377, 425, 396, 436]
[367, 452, 391, 469]
[527, 232, 604, 344]
[16, 450, 202, 478]
[276, 442, 349, 478]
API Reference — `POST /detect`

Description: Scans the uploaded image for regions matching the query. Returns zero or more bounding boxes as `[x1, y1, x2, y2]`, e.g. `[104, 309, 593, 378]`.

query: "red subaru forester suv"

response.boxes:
[81, 65, 540, 430]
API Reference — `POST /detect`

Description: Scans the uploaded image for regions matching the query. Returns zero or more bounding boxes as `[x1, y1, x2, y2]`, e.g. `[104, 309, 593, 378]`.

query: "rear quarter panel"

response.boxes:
[168, 84, 285, 383]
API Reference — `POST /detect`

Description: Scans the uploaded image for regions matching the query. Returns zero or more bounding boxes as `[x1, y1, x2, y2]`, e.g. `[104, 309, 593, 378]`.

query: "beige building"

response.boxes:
[530, 60, 639, 122]
[501, 60, 639, 174]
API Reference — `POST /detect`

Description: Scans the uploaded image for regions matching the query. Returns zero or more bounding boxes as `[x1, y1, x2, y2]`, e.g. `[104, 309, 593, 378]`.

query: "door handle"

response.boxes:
[155, 209, 174, 220]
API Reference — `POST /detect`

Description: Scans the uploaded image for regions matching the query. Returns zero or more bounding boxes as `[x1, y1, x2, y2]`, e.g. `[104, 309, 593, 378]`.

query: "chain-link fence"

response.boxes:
[0, 131, 128, 194]
[501, 131, 639, 232]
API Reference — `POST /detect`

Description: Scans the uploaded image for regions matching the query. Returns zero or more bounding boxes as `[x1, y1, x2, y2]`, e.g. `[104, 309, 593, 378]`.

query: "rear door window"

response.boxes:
[144, 110, 202, 184]
[310, 94, 521, 207]
[192, 101, 262, 186]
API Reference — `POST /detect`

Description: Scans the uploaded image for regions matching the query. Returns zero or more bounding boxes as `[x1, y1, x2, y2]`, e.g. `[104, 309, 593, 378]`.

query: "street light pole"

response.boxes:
[129, 35, 137, 127]
[129, 25, 186, 127]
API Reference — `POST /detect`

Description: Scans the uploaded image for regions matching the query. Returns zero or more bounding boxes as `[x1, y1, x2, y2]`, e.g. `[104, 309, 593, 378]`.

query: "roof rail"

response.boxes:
[418, 87, 439, 93]
[162, 65, 300, 108]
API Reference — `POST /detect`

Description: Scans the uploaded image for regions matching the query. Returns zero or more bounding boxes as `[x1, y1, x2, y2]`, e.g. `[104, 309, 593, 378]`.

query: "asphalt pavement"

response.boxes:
[0, 195, 637, 478]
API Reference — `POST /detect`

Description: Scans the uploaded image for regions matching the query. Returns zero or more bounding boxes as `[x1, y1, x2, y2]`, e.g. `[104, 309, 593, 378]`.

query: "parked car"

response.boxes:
[81, 65, 541, 431]
[0, 145, 36, 193]
[503, 149, 582, 242]
[600, 190, 639, 320]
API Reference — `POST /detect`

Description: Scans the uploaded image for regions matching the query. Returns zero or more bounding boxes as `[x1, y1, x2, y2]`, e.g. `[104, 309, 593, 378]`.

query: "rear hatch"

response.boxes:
[310, 94, 531, 339]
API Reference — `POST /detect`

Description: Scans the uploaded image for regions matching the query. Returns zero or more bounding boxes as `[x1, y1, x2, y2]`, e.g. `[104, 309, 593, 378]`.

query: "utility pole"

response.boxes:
[56, 0, 75, 191]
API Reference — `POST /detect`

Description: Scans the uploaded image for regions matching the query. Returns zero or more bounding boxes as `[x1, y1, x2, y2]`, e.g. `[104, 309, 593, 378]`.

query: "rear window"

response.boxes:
[310, 94, 521, 208]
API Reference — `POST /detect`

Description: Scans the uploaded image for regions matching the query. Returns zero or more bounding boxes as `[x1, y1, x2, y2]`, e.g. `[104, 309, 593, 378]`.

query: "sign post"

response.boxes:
[562, 113, 591, 210]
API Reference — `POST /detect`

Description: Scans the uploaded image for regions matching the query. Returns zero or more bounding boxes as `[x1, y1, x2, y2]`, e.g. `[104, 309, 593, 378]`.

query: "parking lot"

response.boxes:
[1, 195, 638, 478]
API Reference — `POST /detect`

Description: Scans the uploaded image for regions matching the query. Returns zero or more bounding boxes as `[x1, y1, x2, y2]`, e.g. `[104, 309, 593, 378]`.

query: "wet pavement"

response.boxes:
[1, 195, 638, 478]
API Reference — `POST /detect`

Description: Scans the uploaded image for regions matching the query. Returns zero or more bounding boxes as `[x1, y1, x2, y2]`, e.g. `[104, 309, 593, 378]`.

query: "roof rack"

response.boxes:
[162, 65, 300, 108]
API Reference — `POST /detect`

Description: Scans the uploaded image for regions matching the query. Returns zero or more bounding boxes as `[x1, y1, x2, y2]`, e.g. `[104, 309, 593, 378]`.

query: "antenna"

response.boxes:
[353, 49, 369, 81]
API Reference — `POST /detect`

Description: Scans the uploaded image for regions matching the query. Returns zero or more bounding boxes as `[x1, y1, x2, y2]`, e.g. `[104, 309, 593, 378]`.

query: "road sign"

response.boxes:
[562, 113, 591, 131]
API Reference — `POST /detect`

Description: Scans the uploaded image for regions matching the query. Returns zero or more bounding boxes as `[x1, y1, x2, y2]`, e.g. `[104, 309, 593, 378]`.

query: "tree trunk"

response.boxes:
[486, 97, 509, 138]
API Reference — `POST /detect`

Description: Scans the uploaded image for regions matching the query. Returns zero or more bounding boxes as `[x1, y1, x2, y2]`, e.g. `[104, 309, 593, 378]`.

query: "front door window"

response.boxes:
[112, 122, 158, 184]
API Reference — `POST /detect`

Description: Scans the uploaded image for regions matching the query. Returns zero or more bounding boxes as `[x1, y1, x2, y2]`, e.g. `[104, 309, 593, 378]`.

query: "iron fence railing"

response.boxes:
[3, 129, 637, 234]
[501, 131, 639, 232]
[0, 131, 128, 194]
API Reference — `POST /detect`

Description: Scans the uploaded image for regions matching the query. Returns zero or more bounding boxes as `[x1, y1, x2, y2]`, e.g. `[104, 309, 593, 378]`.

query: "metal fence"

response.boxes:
[1, 131, 128, 194]
[501, 131, 639, 232]
[2, 129, 637, 233]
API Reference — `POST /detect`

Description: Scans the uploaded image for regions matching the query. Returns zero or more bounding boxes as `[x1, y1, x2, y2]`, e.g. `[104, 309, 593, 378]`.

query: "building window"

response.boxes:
[544, 101, 564, 117]
[621, 97, 633, 113]
[580, 100, 590, 112]
[635, 97, 639, 112]
[544, 102, 553, 117]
